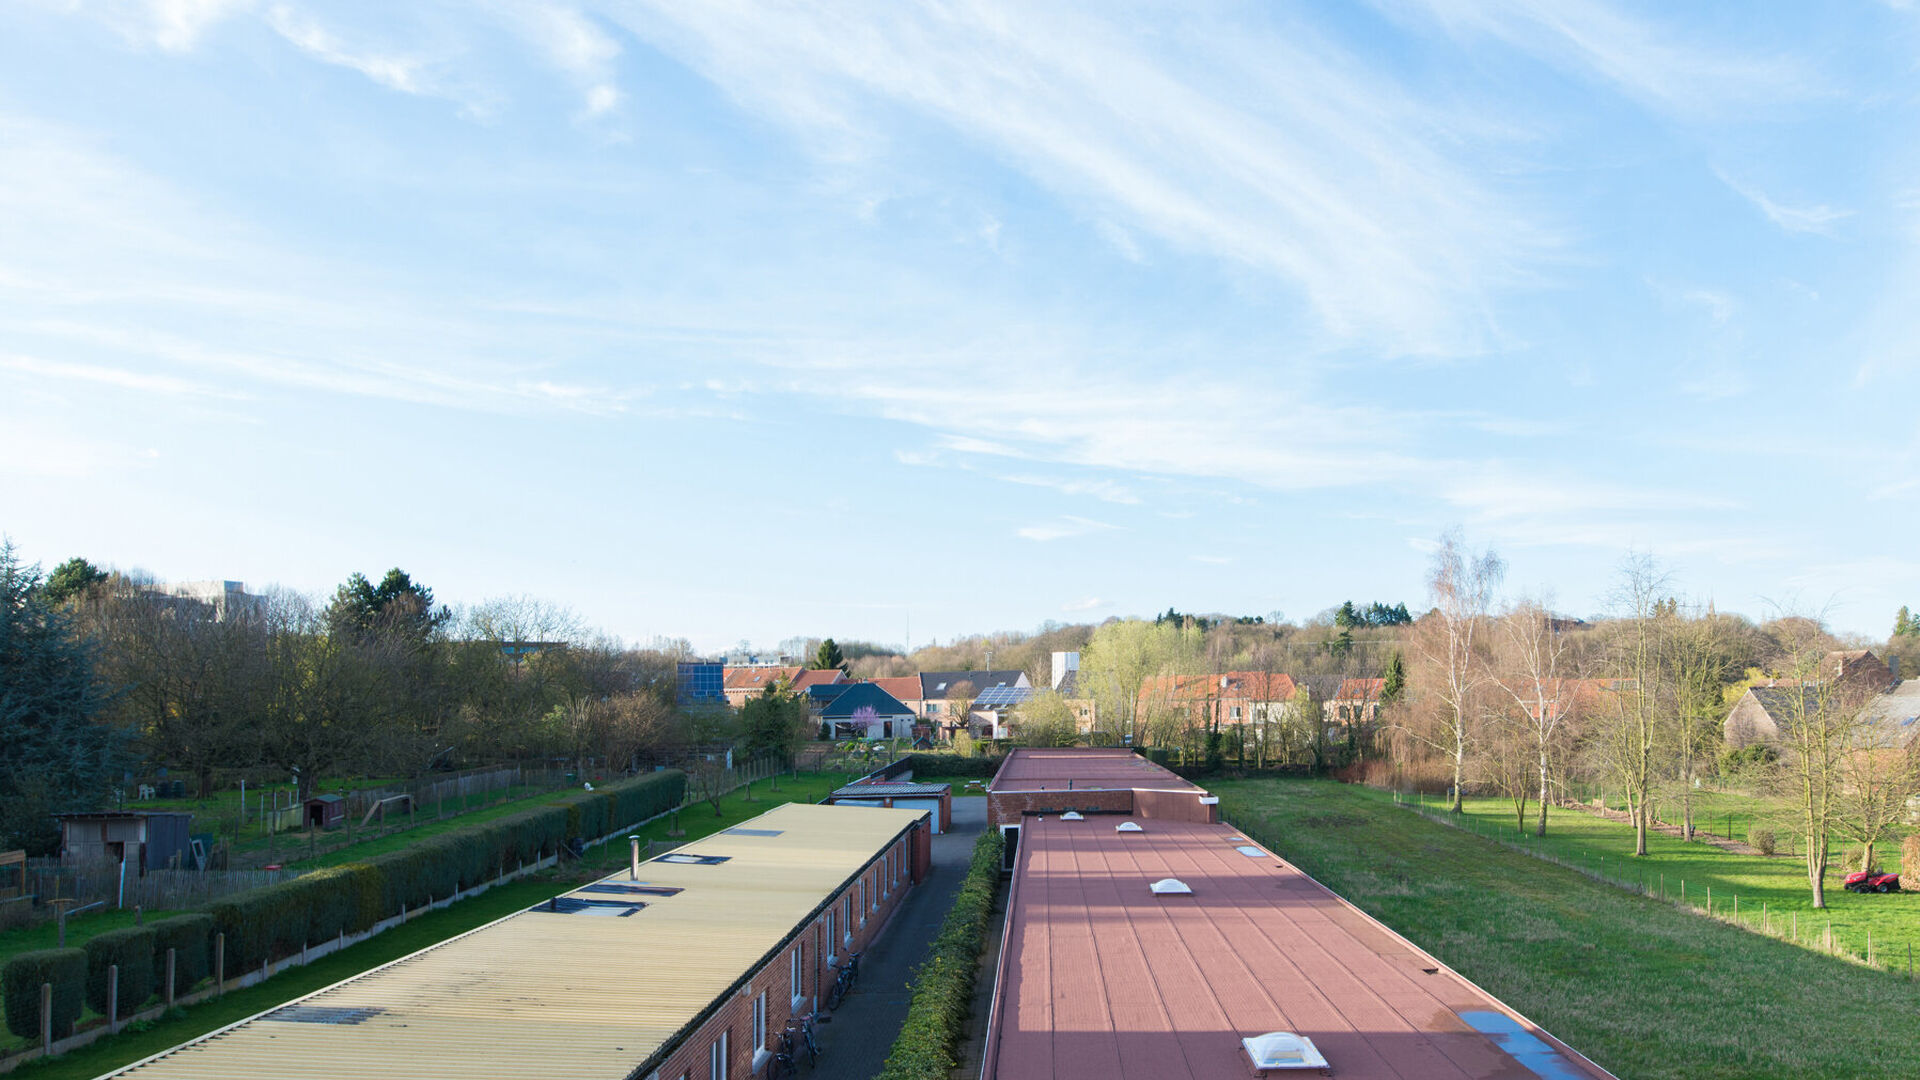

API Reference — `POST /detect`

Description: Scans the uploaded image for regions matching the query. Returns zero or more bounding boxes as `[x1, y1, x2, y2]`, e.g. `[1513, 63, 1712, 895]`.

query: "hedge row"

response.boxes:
[2, 949, 85, 1041]
[874, 828, 1005, 1080]
[211, 769, 685, 976]
[900, 753, 1004, 779]
[84, 927, 156, 1020]
[0, 770, 688, 1041]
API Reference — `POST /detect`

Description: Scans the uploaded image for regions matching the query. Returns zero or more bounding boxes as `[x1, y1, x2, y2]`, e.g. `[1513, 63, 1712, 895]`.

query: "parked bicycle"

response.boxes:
[768, 1045, 800, 1080]
[825, 951, 863, 1010]
[786, 1012, 820, 1066]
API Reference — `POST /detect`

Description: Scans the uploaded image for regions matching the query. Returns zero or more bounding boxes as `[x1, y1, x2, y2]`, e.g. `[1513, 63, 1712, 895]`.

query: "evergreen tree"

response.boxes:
[1381, 650, 1407, 704]
[1335, 601, 1360, 629]
[812, 637, 846, 673]
[41, 557, 107, 606]
[0, 540, 130, 853]
[326, 568, 447, 644]
[1897, 606, 1916, 639]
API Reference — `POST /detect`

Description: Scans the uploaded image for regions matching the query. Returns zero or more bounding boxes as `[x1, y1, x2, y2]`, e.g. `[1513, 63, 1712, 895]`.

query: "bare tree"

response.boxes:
[1834, 737, 1920, 876]
[1663, 604, 1738, 840]
[1409, 531, 1505, 812]
[1593, 552, 1668, 857]
[1768, 616, 1876, 907]
[1497, 596, 1579, 836]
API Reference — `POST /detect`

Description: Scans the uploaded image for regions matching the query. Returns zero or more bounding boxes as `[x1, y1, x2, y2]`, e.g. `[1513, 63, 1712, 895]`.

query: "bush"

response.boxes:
[900, 753, 1001, 779]
[874, 829, 1004, 1080]
[3, 948, 86, 1040]
[1748, 827, 1776, 856]
[204, 770, 684, 976]
[85, 926, 157, 1019]
[149, 913, 212, 992]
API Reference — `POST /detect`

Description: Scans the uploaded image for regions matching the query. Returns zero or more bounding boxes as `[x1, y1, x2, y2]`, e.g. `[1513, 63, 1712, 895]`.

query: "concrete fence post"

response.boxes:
[215, 933, 225, 995]
[40, 982, 51, 1052]
[107, 964, 119, 1034]
[166, 947, 177, 1007]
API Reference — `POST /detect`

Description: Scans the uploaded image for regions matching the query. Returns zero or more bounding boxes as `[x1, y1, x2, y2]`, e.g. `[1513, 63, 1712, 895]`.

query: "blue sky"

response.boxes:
[2, 1, 1917, 651]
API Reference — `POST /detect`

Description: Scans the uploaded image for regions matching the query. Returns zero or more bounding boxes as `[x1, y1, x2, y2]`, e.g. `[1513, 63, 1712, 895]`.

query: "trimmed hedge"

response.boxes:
[3, 948, 86, 1041]
[874, 829, 1004, 1080]
[149, 913, 212, 992]
[84, 926, 156, 1020]
[900, 753, 1003, 779]
[210, 769, 685, 976]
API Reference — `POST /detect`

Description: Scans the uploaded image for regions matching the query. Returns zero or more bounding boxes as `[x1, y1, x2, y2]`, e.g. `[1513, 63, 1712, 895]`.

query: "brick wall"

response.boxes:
[1132, 788, 1216, 824]
[646, 828, 919, 1080]
[986, 788, 1134, 827]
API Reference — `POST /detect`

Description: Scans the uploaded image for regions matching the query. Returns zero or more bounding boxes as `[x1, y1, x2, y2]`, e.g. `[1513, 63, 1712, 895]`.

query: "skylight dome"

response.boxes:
[1061, 812, 1084, 821]
[1149, 878, 1191, 895]
[1241, 1032, 1327, 1070]
[1116, 821, 1143, 832]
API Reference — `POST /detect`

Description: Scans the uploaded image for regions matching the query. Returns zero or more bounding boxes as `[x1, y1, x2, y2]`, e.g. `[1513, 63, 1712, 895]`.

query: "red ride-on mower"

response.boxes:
[1844, 870, 1902, 893]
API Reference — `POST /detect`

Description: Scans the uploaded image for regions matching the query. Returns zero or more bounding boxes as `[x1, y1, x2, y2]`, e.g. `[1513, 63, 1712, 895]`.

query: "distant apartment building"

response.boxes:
[148, 579, 267, 621]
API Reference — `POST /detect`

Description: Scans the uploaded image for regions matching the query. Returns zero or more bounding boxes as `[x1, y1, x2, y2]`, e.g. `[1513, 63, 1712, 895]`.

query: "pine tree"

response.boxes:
[1897, 606, 1916, 639]
[0, 540, 130, 853]
[813, 637, 846, 672]
[1381, 650, 1407, 704]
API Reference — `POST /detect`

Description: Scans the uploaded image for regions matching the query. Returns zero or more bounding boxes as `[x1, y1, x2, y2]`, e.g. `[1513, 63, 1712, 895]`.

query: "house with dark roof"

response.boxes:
[1725, 685, 1829, 747]
[820, 683, 916, 740]
[918, 670, 1031, 734]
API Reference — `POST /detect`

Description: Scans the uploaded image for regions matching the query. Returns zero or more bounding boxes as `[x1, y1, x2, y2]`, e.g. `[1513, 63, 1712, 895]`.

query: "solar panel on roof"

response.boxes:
[976, 685, 1034, 707]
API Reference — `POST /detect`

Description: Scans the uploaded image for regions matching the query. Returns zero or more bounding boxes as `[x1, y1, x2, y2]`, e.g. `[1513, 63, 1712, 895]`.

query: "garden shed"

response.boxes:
[56, 811, 193, 872]
[305, 793, 347, 830]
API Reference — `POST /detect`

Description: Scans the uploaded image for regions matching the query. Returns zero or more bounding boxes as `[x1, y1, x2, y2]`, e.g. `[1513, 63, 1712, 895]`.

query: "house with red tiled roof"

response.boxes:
[721, 665, 801, 708]
[1138, 672, 1300, 732]
[1329, 677, 1386, 725]
[791, 668, 848, 693]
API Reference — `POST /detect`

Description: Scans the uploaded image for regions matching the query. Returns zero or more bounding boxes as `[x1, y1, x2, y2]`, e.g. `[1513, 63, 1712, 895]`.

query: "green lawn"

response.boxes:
[3, 770, 854, 1075]
[1214, 778, 1920, 1080]
[1399, 788, 1920, 962]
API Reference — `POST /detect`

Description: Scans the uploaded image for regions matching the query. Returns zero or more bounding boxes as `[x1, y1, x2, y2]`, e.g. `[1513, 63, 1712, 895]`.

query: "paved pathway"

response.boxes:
[810, 796, 986, 1080]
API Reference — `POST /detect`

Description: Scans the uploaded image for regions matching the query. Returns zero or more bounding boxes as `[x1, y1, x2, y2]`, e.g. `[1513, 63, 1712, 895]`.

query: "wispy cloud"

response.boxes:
[263, 4, 431, 97]
[1017, 516, 1117, 542]
[1190, 555, 1232, 565]
[1715, 170, 1852, 235]
[1, 354, 246, 398]
[999, 474, 1141, 505]
[605, 0, 1552, 356]
[1062, 596, 1108, 612]
[1384, 0, 1810, 117]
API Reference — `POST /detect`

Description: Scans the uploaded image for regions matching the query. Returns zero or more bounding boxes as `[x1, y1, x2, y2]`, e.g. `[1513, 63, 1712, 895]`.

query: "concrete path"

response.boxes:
[811, 796, 986, 1080]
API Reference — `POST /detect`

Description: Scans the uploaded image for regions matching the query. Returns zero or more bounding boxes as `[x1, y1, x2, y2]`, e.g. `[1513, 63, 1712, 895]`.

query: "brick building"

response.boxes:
[107, 802, 932, 1080]
[985, 747, 1219, 829]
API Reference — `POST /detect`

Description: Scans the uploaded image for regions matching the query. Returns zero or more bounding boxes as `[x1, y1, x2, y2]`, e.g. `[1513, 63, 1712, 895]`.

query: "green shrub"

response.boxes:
[85, 926, 157, 1019]
[202, 770, 684, 975]
[1748, 827, 1777, 856]
[3, 948, 86, 1040]
[149, 913, 212, 992]
[874, 829, 1004, 1080]
[901, 753, 1002, 779]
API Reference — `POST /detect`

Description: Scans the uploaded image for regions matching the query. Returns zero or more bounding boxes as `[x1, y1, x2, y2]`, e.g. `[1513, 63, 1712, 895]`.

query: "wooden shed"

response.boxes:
[56, 811, 194, 872]
[304, 793, 347, 830]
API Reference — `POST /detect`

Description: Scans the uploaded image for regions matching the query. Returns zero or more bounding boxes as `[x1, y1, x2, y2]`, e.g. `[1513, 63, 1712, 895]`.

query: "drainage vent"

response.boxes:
[266, 1005, 386, 1025]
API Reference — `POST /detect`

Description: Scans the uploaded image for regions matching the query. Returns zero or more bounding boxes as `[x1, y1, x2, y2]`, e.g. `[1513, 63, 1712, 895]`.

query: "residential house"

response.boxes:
[917, 670, 1032, 731]
[1329, 677, 1386, 725]
[722, 665, 802, 708]
[1051, 651, 1099, 732]
[1137, 672, 1301, 734]
[1725, 686, 1827, 747]
[820, 683, 917, 740]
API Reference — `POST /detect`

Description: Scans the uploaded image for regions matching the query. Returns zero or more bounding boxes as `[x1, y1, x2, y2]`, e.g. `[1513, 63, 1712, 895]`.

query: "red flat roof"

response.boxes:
[986, 815, 1614, 1080]
[989, 748, 1198, 792]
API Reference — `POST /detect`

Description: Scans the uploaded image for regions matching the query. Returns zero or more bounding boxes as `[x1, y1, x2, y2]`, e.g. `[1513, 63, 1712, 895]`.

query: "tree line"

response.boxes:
[0, 543, 809, 855]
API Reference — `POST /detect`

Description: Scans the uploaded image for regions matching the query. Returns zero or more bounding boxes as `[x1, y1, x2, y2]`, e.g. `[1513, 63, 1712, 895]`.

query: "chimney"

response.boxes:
[1051, 651, 1079, 689]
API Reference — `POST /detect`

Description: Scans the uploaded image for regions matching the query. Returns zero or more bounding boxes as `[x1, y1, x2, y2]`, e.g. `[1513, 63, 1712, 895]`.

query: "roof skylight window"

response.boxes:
[657, 853, 731, 865]
[1241, 1032, 1328, 1070]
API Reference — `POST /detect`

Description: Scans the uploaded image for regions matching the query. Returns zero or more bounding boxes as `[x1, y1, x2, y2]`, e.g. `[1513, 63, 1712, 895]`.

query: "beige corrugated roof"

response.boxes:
[105, 802, 926, 1080]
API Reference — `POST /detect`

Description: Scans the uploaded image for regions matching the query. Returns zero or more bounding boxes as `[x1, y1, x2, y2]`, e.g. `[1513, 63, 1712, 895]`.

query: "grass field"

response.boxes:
[1214, 778, 1920, 1080]
[1400, 788, 1920, 962]
[3, 770, 856, 1075]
